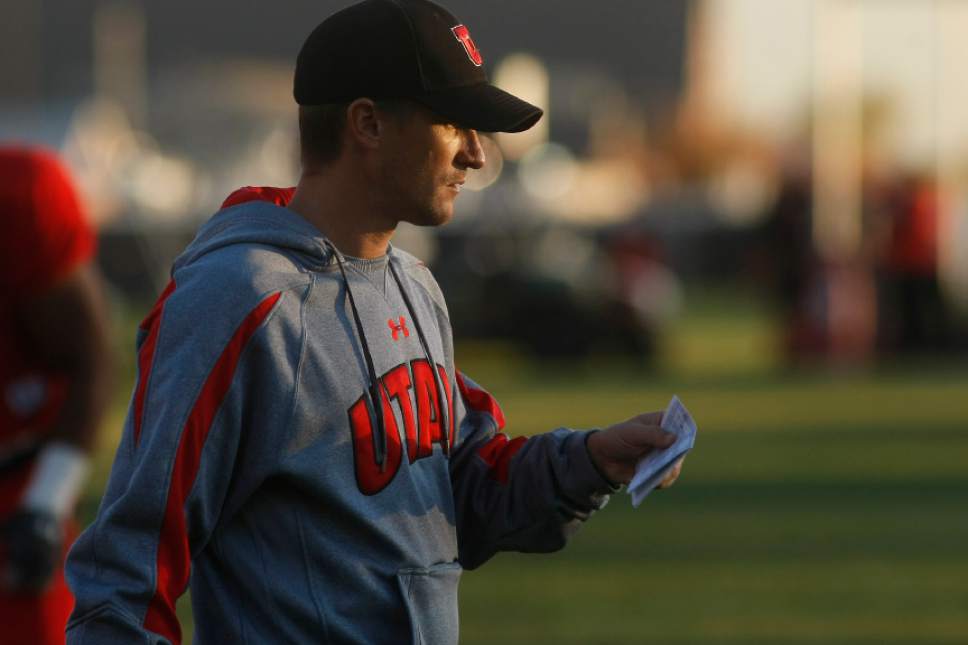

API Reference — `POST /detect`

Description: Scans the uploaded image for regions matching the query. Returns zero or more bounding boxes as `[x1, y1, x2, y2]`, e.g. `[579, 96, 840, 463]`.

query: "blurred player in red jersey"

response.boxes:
[0, 146, 113, 644]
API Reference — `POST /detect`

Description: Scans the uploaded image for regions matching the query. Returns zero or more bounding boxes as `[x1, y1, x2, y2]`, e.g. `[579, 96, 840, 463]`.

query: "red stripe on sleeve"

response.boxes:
[476, 434, 527, 484]
[133, 280, 177, 445]
[142, 291, 281, 642]
[456, 371, 506, 430]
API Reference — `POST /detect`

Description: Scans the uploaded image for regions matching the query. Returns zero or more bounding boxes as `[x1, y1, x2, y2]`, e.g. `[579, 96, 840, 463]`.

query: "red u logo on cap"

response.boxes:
[451, 25, 483, 67]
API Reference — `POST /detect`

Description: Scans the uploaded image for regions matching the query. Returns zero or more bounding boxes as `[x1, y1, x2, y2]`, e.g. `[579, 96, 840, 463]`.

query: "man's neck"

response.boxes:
[288, 166, 396, 259]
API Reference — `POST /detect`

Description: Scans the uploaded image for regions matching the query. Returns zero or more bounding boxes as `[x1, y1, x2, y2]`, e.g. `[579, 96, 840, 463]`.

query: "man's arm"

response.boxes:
[448, 373, 679, 570]
[65, 272, 292, 644]
[1, 264, 113, 594]
[15, 264, 114, 451]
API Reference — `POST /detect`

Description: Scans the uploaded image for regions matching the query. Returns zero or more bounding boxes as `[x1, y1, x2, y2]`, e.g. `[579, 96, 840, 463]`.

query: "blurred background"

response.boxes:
[4, 0, 967, 642]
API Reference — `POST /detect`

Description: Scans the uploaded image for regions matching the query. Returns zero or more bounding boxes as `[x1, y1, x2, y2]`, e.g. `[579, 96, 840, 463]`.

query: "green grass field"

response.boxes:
[456, 366, 968, 645]
[81, 292, 968, 643]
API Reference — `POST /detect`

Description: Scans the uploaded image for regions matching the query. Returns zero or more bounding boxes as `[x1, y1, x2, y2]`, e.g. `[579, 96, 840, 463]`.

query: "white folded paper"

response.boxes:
[628, 395, 696, 507]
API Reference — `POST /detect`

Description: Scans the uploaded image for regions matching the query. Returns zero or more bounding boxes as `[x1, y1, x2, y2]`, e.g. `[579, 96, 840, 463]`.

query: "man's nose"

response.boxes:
[457, 129, 485, 170]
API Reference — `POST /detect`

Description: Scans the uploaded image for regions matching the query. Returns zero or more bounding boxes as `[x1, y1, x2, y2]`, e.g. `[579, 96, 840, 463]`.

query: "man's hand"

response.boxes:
[0, 509, 62, 594]
[586, 411, 684, 487]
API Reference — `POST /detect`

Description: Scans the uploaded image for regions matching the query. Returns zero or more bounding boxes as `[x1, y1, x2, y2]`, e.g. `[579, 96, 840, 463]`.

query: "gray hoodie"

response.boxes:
[65, 201, 615, 644]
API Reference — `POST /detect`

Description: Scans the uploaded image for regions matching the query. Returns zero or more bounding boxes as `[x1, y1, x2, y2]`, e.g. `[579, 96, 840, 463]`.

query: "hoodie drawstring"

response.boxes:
[388, 259, 450, 456]
[328, 243, 389, 470]
[328, 243, 451, 469]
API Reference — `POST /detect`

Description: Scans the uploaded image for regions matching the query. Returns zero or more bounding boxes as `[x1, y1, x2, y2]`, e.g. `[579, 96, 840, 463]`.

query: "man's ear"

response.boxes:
[345, 98, 383, 151]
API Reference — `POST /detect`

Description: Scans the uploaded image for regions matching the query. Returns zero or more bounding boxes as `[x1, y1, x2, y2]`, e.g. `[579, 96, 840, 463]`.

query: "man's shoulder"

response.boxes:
[163, 234, 311, 339]
[171, 201, 322, 302]
[173, 246, 308, 310]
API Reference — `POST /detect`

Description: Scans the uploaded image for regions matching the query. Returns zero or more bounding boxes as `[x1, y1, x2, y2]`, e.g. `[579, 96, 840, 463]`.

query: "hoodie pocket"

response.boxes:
[397, 561, 462, 645]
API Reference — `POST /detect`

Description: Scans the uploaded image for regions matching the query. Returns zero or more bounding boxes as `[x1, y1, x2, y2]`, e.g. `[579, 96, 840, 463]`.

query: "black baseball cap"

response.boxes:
[294, 0, 543, 133]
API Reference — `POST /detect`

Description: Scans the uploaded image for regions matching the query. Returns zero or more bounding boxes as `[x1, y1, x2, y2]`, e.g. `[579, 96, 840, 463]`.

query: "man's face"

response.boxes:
[377, 103, 485, 227]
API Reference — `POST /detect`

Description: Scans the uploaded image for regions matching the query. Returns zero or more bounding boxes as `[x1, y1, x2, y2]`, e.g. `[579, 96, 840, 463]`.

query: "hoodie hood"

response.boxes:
[172, 201, 335, 275]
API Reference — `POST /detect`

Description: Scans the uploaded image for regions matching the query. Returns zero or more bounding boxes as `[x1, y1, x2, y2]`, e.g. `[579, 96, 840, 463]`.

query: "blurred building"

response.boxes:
[686, 0, 968, 292]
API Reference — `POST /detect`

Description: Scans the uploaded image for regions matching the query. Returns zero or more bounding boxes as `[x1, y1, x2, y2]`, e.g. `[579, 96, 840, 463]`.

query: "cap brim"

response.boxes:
[413, 83, 543, 133]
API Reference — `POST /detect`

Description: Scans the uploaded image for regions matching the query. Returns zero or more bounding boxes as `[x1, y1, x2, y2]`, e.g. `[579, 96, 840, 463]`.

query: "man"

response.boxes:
[0, 146, 113, 644]
[66, 1, 683, 643]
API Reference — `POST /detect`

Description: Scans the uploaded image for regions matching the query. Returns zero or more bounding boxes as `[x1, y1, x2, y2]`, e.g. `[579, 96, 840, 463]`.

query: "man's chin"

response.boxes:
[407, 206, 454, 228]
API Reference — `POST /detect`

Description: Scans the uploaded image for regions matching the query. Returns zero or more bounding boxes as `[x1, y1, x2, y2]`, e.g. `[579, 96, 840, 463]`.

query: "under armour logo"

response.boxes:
[388, 316, 410, 341]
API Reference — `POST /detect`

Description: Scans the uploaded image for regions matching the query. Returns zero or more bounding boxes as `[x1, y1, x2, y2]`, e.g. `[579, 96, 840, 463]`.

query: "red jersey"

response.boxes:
[0, 147, 95, 508]
[887, 181, 939, 276]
